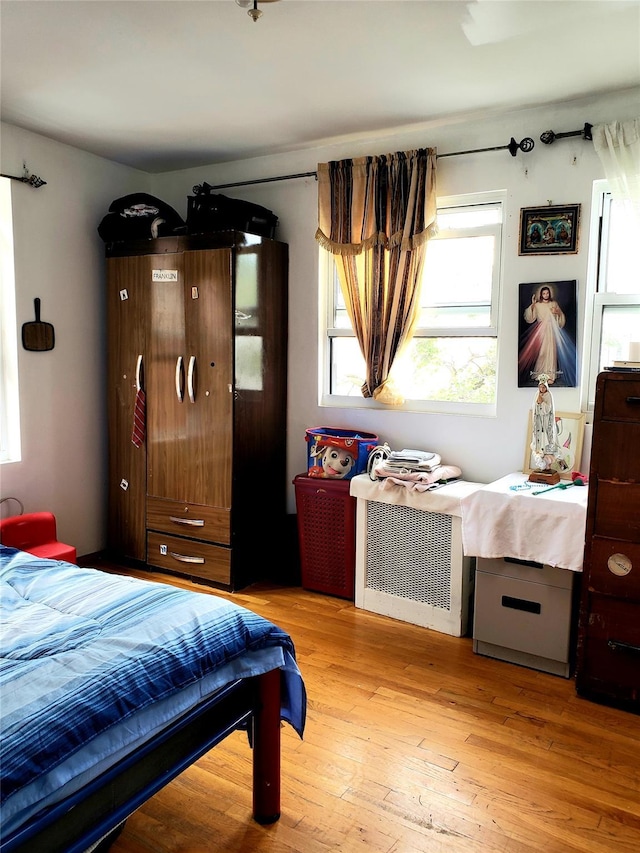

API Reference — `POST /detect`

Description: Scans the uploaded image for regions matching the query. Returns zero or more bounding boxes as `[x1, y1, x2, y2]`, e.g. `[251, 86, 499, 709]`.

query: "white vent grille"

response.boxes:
[354, 496, 473, 637]
[366, 502, 452, 610]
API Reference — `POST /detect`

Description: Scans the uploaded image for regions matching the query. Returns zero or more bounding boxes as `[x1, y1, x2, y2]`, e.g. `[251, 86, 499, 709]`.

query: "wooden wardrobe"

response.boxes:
[105, 232, 288, 590]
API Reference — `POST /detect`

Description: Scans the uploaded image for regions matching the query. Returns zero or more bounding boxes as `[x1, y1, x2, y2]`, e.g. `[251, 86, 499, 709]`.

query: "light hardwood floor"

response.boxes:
[97, 563, 640, 853]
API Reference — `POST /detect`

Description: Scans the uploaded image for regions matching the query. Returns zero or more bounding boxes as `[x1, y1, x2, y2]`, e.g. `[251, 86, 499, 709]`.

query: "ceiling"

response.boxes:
[1, 0, 639, 173]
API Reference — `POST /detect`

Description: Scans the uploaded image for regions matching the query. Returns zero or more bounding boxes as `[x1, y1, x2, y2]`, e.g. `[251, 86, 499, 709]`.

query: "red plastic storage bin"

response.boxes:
[293, 474, 356, 600]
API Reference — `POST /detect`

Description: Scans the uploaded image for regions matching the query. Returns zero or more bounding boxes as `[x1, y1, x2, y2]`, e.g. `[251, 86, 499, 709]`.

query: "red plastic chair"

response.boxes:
[0, 512, 77, 563]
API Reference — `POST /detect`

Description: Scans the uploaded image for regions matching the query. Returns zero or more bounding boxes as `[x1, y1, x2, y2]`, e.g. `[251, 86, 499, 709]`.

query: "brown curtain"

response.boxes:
[315, 148, 437, 404]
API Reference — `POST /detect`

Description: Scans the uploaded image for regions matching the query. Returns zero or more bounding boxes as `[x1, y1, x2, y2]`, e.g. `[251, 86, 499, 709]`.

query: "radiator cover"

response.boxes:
[355, 498, 473, 637]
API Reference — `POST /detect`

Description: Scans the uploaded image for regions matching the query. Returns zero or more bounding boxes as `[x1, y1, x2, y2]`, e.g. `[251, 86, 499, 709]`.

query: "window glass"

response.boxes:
[600, 198, 639, 294]
[599, 303, 640, 366]
[583, 183, 640, 409]
[0, 178, 21, 463]
[418, 235, 494, 327]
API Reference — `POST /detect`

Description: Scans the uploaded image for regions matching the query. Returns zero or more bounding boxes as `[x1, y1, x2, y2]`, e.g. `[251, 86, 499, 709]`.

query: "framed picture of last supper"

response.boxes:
[518, 204, 580, 255]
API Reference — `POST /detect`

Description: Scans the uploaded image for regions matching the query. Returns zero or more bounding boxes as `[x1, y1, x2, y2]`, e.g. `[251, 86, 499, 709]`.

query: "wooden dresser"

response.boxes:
[575, 370, 640, 712]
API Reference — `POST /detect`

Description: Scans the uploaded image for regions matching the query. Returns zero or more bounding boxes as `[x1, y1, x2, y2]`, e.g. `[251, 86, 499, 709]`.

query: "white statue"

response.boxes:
[530, 374, 563, 472]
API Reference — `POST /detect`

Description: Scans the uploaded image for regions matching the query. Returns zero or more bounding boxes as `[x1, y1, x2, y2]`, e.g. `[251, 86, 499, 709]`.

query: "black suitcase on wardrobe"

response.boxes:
[187, 183, 278, 238]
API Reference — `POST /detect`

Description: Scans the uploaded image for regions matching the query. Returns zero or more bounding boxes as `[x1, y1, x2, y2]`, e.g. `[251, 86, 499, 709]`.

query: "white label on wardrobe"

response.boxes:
[152, 269, 178, 282]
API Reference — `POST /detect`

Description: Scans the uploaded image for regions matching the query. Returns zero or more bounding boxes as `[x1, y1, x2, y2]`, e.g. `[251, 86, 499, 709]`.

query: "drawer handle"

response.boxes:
[626, 396, 640, 406]
[169, 515, 205, 527]
[607, 639, 640, 655]
[501, 595, 541, 615]
[504, 557, 543, 569]
[169, 552, 205, 564]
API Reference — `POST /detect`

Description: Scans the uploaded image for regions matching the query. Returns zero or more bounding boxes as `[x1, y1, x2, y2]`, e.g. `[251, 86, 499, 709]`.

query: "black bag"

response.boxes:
[187, 183, 278, 238]
[98, 193, 186, 242]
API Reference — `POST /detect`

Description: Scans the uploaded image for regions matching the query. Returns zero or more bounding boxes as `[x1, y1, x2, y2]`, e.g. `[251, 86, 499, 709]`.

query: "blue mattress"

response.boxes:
[0, 545, 306, 837]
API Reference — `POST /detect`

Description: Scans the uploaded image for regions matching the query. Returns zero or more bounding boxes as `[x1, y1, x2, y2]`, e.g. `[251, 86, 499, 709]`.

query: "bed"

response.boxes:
[0, 545, 306, 853]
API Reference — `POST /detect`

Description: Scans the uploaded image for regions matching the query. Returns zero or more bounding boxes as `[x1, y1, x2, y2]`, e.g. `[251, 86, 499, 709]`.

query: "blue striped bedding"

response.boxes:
[0, 545, 306, 837]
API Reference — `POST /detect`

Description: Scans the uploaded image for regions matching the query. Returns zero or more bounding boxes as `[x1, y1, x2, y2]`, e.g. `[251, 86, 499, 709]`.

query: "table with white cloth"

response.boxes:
[460, 472, 589, 676]
[349, 475, 485, 636]
[460, 471, 589, 572]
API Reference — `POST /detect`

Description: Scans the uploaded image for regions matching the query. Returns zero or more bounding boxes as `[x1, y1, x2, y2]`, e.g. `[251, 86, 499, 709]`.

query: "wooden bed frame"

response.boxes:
[2, 669, 281, 853]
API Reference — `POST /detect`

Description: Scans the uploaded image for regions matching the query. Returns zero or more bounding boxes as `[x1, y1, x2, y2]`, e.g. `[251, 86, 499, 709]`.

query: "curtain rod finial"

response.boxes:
[0, 170, 47, 188]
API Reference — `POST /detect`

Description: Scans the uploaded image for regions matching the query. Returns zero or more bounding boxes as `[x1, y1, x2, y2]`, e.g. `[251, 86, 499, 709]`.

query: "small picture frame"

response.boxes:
[523, 410, 586, 478]
[518, 204, 580, 255]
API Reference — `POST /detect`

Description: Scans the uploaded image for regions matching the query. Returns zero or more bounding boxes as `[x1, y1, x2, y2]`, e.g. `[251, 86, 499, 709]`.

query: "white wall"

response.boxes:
[1, 122, 150, 554]
[155, 88, 639, 511]
[2, 88, 639, 552]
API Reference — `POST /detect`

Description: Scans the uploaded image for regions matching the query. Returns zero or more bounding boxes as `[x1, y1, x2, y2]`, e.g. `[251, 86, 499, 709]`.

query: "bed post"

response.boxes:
[252, 668, 281, 824]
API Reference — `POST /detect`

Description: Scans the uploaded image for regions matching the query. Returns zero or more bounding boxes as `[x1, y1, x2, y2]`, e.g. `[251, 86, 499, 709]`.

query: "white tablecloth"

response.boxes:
[460, 472, 589, 572]
[349, 474, 484, 518]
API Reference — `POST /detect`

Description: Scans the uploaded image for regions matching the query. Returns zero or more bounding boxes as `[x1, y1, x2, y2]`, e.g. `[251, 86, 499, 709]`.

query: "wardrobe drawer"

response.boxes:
[587, 538, 640, 601]
[577, 595, 640, 707]
[593, 481, 640, 541]
[147, 497, 231, 545]
[600, 377, 640, 423]
[147, 531, 231, 586]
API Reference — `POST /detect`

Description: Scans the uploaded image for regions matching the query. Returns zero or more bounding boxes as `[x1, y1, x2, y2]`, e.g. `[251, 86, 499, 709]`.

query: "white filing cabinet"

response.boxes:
[473, 557, 576, 677]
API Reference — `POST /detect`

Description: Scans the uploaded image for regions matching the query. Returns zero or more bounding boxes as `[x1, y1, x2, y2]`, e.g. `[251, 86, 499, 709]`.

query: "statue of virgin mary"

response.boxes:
[530, 374, 563, 472]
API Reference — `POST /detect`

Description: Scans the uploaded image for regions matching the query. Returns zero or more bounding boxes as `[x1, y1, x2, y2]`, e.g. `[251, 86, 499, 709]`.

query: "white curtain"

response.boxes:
[592, 118, 640, 222]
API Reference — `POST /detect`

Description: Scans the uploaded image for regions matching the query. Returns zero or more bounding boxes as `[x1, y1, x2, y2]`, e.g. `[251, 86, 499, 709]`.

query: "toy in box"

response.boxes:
[305, 427, 379, 480]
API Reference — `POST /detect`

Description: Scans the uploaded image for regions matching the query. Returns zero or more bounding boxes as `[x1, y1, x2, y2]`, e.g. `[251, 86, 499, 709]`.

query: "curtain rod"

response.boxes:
[0, 168, 47, 188]
[0, 124, 592, 194]
[204, 138, 533, 191]
[540, 122, 593, 146]
[203, 124, 593, 192]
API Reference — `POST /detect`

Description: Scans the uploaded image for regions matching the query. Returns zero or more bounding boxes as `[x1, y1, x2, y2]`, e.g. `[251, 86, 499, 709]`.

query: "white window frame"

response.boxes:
[319, 190, 504, 416]
[0, 177, 21, 464]
[580, 179, 640, 412]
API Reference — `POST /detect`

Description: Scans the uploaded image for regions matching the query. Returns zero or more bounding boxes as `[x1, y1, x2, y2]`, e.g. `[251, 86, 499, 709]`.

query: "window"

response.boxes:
[0, 177, 21, 463]
[321, 191, 504, 415]
[581, 180, 640, 411]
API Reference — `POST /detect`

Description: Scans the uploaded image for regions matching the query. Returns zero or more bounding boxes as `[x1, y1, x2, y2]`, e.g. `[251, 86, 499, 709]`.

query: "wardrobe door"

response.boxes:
[106, 256, 148, 561]
[147, 249, 233, 511]
[182, 248, 233, 509]
[146, 253, 187, 503]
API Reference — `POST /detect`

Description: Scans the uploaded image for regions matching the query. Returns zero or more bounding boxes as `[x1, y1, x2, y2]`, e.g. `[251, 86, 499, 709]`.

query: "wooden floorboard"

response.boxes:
[86, 559, 640, 853]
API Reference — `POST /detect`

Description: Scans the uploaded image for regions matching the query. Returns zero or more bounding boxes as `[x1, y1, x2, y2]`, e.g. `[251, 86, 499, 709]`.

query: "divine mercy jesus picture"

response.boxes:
[517, 279, 578, 388]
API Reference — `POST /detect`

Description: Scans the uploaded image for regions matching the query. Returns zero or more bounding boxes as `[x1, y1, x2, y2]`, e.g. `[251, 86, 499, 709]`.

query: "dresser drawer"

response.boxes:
[147, 531, 231, 586]
[600, 377, 640, 423]
[591, 422, 640, 481]
[592, 481, 640, 541]
[587, 538, 640, 601]
[576, 595, 640, 707]
[147, 496, 230, 545]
